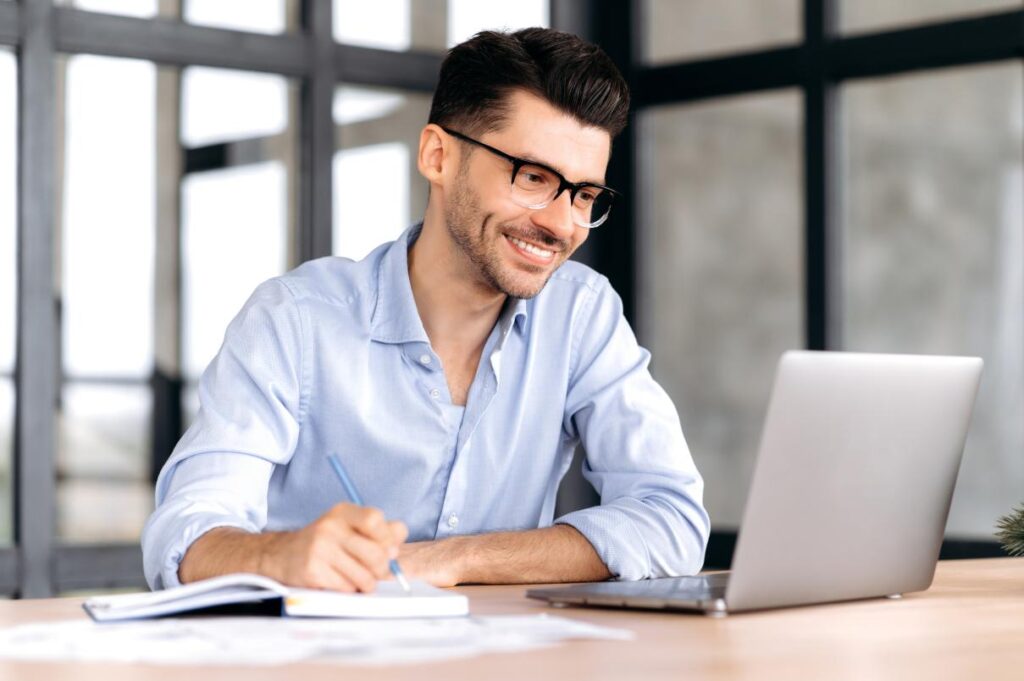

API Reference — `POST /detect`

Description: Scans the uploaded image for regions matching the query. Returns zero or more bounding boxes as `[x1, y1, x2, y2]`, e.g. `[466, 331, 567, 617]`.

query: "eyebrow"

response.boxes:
[443, 126, 611, 188]
[513, 152, 607, 188]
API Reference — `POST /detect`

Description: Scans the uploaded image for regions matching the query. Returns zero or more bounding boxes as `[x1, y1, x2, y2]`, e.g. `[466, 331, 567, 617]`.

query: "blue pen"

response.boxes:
[327, 453, 412, 593]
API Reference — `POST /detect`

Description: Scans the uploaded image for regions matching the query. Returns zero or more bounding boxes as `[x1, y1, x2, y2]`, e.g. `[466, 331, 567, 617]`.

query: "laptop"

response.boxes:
[528, 350, 983, 616]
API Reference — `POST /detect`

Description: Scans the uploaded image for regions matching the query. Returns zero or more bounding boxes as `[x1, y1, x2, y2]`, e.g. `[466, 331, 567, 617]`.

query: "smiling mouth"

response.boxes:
[505, 234, 557, 262]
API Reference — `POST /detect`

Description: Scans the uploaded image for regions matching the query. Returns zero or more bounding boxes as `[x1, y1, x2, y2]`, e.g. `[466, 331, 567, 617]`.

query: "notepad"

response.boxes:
[82, 573, 469, 622]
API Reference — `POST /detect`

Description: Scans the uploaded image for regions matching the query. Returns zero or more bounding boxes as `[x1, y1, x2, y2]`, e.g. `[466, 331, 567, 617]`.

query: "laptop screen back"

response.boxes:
[724, 351, 982, 612]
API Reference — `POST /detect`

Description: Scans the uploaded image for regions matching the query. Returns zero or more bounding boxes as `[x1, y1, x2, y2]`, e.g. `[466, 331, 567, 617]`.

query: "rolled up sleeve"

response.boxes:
[142, 279, 307, 590]
[555, 279, 710, 580]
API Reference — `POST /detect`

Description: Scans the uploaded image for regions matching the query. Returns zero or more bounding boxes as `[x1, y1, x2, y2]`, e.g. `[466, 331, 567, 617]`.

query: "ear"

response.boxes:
[417, 124, 451, 187]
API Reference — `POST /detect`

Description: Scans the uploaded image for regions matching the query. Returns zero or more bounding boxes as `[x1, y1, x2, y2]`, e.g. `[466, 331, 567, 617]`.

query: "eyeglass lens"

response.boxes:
[510, 163, 613, 228]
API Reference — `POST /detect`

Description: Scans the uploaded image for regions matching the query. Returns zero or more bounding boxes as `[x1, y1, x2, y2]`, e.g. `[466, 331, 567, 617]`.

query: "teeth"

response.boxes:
[508, 236, 554, 259]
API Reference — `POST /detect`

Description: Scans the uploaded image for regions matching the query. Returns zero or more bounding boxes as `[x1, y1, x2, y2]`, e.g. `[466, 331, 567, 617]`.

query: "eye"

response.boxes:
[521, 171, 546, 185]
[575, 189, 599, 205]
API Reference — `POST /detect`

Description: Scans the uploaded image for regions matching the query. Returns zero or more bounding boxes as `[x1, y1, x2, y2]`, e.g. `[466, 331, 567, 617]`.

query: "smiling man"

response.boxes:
[142, 28, 709, 593]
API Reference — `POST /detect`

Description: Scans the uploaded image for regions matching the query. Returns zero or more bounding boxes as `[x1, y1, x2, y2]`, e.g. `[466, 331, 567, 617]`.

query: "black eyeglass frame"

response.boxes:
[440, 126, 622, 228]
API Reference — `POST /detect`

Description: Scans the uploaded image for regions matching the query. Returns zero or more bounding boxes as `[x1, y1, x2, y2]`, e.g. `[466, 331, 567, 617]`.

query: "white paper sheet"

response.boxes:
[0, 614, 633, 666]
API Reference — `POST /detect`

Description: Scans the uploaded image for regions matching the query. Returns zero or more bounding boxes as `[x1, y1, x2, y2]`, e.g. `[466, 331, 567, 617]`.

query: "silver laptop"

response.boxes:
[528, 350, 983, 616]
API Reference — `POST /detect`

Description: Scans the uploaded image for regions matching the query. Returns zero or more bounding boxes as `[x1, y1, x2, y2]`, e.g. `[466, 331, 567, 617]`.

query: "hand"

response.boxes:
[397, 539, 465, 587]
[259, 503, 408, 593]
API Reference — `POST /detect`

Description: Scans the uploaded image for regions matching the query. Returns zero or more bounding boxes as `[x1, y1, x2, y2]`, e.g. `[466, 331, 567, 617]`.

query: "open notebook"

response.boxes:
[83, 573, 469, 622]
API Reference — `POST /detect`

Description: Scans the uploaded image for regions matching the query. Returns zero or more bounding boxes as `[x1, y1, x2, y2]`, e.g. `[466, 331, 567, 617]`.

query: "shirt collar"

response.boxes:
[370, 223, 531, 345]
[370, 224, 431, 345]
[498, 294, 529, 342]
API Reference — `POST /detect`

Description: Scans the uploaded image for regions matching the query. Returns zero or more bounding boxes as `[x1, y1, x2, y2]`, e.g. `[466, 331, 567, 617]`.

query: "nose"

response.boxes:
[529, 189, 577, 242]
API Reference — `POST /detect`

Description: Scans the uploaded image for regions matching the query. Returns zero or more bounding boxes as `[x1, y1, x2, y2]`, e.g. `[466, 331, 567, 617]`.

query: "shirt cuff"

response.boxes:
[145, 513, 259, 590]
[555, 505, 653, 581]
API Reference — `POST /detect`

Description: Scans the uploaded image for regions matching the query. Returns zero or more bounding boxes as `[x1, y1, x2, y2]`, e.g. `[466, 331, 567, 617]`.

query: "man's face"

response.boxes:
[443, 90, 612, 299]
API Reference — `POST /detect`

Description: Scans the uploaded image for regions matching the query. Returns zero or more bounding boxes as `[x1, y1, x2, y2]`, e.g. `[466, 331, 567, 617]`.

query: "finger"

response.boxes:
[323, 569, 358, 593]
[342, 533, 393, 579]
[341, 506, 392, 542]
[332, 546, 380, 593]
[324, 504, 390, 544]
[301, 563, 357, 593]
[327, 502, 362, 518]
[311, 519, 387, 579]
[388, 520, 409, 546]
[299, 528, 360, 592]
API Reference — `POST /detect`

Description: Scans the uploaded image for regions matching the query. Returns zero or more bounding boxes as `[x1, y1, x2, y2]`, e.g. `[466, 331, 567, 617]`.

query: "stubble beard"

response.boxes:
[444, 170, 567, 300]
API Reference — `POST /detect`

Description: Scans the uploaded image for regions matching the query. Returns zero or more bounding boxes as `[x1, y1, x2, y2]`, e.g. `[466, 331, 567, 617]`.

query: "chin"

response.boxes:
[492, 268, 556, 300]
[501, 284, 544, 300]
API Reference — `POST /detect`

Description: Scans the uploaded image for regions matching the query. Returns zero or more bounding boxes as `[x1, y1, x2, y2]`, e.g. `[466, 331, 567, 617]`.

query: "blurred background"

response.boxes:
[0, 0, 1021, 596]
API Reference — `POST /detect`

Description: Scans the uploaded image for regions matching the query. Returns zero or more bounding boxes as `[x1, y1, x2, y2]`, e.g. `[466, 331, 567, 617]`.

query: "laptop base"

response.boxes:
[527, 573, 731, 616]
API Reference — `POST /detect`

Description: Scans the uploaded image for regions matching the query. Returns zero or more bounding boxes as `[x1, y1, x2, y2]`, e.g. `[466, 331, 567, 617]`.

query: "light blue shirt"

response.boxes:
[143, 225, 709, 589]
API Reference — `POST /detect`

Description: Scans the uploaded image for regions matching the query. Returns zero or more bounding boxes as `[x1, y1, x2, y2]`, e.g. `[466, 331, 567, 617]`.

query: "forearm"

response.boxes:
[178, 505, 408, 591]
[402, 524, 612, 586]
[177, 527, 276, 584]
[463, 525, 612, 584]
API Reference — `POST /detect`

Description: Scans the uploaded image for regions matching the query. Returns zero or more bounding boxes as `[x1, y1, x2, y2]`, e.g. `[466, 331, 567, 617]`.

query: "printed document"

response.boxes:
[0, 614, 633, 666]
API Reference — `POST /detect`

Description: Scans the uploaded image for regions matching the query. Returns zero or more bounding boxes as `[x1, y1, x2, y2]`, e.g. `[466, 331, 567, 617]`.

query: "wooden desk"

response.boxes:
[1, 558, 1022, 680]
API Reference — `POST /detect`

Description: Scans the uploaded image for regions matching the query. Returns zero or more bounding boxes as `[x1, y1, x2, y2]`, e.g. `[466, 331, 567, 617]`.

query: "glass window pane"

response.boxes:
[640, 91, 803, 529]
[62, 55, 155, 380]
[642, 0, 801, 64]
[842, 0, 1021, 35]
[334, 144, 409, 260]
[53, 0, 163, 19]
[334, 0, 411, 50]
[59, 54, 161, 544]
[181, 67, 289, 147]
[446, 0, 549, 47]
[182, 163, 288, 383]
[333, 85, 431, 260]
[333, 0, 549, 52]
[0, 381, 11, 545]
[185, 0, 295, 35]
[844, 62, 1024, 539]
[0, 47, 12, 546]
[181, 68, 295, 426]
[1, 50, 15, 376]
[182, 383, 199, 431]
[58, 383, 152, 542]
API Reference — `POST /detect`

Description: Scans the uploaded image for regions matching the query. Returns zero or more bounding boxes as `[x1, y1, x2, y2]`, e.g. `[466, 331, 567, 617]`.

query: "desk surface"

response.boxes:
[1, 558, 1022, 680]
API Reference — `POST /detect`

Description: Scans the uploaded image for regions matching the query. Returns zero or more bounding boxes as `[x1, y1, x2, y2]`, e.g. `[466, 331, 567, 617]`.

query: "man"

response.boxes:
[143, 28, 709, 593]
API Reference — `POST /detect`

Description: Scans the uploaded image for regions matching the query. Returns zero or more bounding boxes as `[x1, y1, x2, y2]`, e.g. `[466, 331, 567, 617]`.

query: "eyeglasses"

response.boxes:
[441, 126, 620, 229]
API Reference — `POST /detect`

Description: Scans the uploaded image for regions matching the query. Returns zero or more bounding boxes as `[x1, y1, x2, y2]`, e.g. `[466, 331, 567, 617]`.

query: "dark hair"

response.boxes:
[428, 27, 630, 139]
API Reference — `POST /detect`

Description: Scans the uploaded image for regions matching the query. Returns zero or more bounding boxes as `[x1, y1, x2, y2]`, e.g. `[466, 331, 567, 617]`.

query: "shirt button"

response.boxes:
[447, 512, 459, 529]
[419, 354, 432, 365]
[429, 388, 441, 399]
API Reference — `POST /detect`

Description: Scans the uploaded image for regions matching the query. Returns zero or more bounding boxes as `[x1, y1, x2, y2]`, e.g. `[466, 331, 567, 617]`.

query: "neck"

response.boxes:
[408, 209, 507, 351]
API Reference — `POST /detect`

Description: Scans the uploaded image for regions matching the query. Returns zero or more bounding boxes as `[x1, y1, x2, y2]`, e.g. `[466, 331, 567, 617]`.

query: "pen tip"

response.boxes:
[396, 571, 412, 593]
